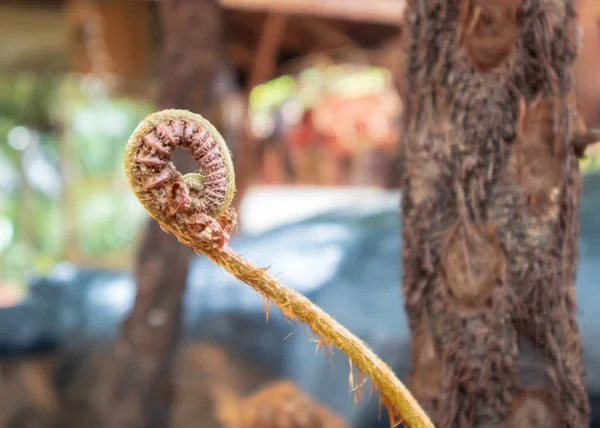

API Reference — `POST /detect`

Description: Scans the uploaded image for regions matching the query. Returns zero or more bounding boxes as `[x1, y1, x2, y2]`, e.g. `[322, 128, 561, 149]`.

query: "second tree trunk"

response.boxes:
[400, 1, 589, 427]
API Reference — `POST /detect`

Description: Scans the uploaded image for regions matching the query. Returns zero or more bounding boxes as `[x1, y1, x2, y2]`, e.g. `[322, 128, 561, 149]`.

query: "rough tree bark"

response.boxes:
[97, 1, 223, 427]
[400, 1, 590, 427]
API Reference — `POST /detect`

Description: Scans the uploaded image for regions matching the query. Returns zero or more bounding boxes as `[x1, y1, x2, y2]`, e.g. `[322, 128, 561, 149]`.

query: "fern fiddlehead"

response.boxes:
[124, 109, 433, 428]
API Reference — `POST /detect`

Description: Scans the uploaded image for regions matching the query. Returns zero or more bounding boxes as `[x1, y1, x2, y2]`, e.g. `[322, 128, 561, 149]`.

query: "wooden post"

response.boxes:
[96, 1, 223, 428]
[233, 13, 288, 215]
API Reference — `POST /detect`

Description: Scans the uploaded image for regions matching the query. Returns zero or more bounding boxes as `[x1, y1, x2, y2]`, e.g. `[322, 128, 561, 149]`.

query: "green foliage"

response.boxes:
[580, 152, 600, 174]
[0, 74, 154, 286]
[249, 74, 296, 114]
[248, 64, 393, 114]
[0, 73, 60, 132]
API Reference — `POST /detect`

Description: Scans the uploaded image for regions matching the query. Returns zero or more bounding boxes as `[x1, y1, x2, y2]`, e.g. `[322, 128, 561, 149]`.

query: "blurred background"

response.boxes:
[1, 0, 600, 427]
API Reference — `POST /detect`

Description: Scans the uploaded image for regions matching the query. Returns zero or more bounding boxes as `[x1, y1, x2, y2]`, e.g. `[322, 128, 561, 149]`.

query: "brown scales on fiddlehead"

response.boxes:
[125, 110, 236, 251]
[124, 109, 434, 428]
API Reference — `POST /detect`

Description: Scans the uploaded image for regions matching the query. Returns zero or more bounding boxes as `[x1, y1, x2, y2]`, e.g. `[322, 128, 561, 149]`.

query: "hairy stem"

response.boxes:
[124, 109, 433, 428]
[205, 246, 431, 427]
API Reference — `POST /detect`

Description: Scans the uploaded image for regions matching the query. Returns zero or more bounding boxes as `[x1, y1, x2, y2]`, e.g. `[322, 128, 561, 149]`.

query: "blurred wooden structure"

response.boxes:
[219, 0, 403, 24]
[65, 0, 152, 80]
[3, 0, 599, 115]
[0, 5, 68, 73]
[1, 0, 404, 85]
[9, 0, 596, 192]
[3, 0, 408, 205]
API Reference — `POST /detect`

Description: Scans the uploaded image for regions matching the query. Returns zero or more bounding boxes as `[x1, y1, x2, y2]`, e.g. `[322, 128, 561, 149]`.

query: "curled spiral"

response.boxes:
[125, 109, 236, 250]
[124, 110, 433, 428]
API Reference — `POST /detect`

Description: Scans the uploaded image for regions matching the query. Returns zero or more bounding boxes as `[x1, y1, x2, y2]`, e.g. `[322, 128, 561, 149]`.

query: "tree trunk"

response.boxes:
[400, 1, 589, 427]
[97, 1, 223, 427]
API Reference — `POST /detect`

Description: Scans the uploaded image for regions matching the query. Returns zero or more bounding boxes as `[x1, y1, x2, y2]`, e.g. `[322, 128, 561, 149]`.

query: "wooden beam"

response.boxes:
[279, 36, 402, 76]
[248, 13, 288, 88]
[0, 6, 68, 72]
[297, 18, 358, 49]
[233, 13, 288, 214]
[227, 10, 308, 52]
[131, 0, 405, 25]
[226, 42, 254, 69]
[218, 0, 404, 25]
